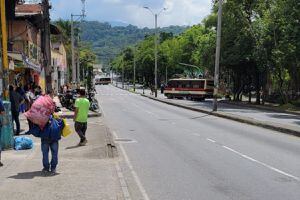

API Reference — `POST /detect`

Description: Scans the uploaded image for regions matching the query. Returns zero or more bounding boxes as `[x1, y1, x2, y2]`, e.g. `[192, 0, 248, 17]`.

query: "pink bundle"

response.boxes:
[24, 95, 55, 129]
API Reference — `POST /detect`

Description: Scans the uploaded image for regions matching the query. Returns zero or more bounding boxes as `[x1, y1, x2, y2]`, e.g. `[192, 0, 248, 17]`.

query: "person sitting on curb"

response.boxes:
[74, 88, 90, 146]
[0, 98, 5, 167]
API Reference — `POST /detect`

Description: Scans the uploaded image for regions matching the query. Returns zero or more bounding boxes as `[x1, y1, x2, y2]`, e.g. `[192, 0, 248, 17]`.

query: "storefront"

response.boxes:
[8, 52, 42, 90]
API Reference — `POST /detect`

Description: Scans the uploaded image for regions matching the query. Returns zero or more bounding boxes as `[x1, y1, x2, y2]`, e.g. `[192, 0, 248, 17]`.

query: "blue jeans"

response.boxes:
[41, 140, 59, 171]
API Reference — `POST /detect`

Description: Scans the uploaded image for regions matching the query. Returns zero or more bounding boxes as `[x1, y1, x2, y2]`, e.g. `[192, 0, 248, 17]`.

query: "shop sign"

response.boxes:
[22, 54, 41, 73]
[9, 60, 15, 70]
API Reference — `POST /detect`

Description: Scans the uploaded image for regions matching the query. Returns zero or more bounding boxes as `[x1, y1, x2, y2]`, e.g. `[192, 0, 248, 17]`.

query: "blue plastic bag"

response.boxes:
[14, 137, 34, 151]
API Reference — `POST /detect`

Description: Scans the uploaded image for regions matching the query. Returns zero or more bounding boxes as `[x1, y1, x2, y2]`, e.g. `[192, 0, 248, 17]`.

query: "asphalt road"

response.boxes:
[97, 85, 300, 200]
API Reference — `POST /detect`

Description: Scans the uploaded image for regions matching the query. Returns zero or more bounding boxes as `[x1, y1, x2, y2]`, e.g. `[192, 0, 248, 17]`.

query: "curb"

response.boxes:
[140, 94, 300, 137]
[104, 126, 117, 158]
[57, 112, 102, 119]
[220, 101, 300, 116]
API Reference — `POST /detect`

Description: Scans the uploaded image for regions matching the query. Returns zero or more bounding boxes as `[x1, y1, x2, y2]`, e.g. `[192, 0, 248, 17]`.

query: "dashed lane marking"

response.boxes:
[207, 138, 216, 143]
[222, 145, 300, 181]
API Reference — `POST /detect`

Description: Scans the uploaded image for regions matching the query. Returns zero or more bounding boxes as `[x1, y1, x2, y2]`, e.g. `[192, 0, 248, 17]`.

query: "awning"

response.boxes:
[8, 52, 23, 61]
[8, 52, 42, 73]
[22, 54, 42, 73]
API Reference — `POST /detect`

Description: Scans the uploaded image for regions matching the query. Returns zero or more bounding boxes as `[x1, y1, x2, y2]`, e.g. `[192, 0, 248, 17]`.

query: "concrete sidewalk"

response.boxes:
[0, 117, 124, 200]
[114, 84, 300, 136]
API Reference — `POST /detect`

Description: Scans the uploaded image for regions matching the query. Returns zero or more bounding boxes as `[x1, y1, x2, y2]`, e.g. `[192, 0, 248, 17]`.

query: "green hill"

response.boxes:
[81, 21, 188, 67]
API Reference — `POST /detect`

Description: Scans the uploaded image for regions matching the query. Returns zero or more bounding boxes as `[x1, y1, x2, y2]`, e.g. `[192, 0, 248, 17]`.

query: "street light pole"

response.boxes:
[143, 6, 166, 98]
[154, 14, 158, 97]
[133, 47, 136, 92]
[122, 59, 124, 89]
[213, 0, 223, 111]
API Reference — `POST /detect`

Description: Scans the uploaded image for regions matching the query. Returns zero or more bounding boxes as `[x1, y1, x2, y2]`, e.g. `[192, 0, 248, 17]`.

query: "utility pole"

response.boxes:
[42, 0, 52, 93]
[77, 35, 80, 84]
[71, 0, 86, 87]
[0, 0, 9, 99]
[71, 14, 76, 85]
[165, 65, 168, 83]
[133, 47, 136, 92]
[213, 0, 223, 111]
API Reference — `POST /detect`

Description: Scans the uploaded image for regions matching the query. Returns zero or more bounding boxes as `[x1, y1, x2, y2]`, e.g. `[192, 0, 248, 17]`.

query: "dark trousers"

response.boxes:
[12, 111, 20, 134]
[41, 140, 59, 171]
[0, 127, 2, 160]
[75, 122, 87, 142]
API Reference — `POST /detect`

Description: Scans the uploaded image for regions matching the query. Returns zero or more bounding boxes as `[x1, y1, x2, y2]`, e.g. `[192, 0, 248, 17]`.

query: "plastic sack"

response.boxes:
[14, 136, 34, 150]
[62, 118, 72, 137]
[24, 95, 55, 129]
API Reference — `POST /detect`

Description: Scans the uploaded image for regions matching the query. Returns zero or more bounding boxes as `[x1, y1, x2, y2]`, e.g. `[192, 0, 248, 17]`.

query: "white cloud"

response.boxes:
[50, 0, 212, 27]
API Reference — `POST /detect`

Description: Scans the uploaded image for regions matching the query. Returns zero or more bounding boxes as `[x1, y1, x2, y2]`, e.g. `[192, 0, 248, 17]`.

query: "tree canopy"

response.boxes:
[111, 0, 300, 105]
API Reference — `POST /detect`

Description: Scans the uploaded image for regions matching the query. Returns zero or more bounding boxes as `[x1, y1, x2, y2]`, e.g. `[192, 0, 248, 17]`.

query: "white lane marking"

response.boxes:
[112, 131, 150, 200]
[192, 133, 201, 137]
[131, 102, 160, 119]
[115, 163, 132, 200]
[222, 145, 300, 181]
[170, 122, 176, 125]
[207, 138, 216, 143]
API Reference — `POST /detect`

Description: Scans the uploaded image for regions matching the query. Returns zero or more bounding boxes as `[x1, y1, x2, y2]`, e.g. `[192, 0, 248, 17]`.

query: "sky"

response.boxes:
[49, 0, 213, 28]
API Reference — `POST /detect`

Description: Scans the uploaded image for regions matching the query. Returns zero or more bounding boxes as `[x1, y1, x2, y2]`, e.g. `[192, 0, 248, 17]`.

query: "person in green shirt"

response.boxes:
[74, 88, 90, 146]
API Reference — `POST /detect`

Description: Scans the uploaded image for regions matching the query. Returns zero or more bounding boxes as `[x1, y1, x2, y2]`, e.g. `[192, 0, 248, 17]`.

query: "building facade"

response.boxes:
[7, 3, 45, 91]
[51, 42, 67, 94]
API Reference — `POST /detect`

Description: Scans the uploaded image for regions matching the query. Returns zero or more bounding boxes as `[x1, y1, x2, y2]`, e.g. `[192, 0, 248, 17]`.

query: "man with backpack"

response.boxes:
[74, 88, 90, 146]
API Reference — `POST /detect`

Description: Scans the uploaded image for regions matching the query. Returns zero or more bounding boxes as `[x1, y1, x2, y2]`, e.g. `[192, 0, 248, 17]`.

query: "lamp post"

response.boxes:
[143, 6, 166, 98]
[133, 47, 136, 92]
[213, 0, 223, 111]
[178, 63, 203, 78]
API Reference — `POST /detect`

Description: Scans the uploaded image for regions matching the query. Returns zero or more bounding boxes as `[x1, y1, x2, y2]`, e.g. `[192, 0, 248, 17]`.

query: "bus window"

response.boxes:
[206, 80, 214, 88]
[192, 81, 199, 88]
[200, 81, 205, 89]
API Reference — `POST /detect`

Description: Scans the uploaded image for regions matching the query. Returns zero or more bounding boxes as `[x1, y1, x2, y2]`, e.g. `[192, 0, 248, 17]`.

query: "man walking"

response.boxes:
[9, 85, 24, 135]
[74, 88, 90, 146]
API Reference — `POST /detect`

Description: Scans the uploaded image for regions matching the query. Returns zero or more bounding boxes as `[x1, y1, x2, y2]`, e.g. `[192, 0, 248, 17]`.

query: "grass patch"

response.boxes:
[279, 103, 300, 112]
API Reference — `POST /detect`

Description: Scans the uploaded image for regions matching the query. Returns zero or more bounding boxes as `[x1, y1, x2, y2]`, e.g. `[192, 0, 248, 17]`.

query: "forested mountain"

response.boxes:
[80, 21, 188, 66]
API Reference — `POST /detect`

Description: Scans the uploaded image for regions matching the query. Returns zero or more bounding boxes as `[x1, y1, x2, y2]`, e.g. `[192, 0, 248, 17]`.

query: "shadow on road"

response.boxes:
[8, 171, 44, 179]
[267, 114, 300, 120]
[65, 145, 83, 150]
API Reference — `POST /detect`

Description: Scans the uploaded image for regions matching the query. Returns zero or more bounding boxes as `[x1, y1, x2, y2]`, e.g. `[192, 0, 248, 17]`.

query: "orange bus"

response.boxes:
[95, 77, 111, 85]
[164, 79, 214, 100]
